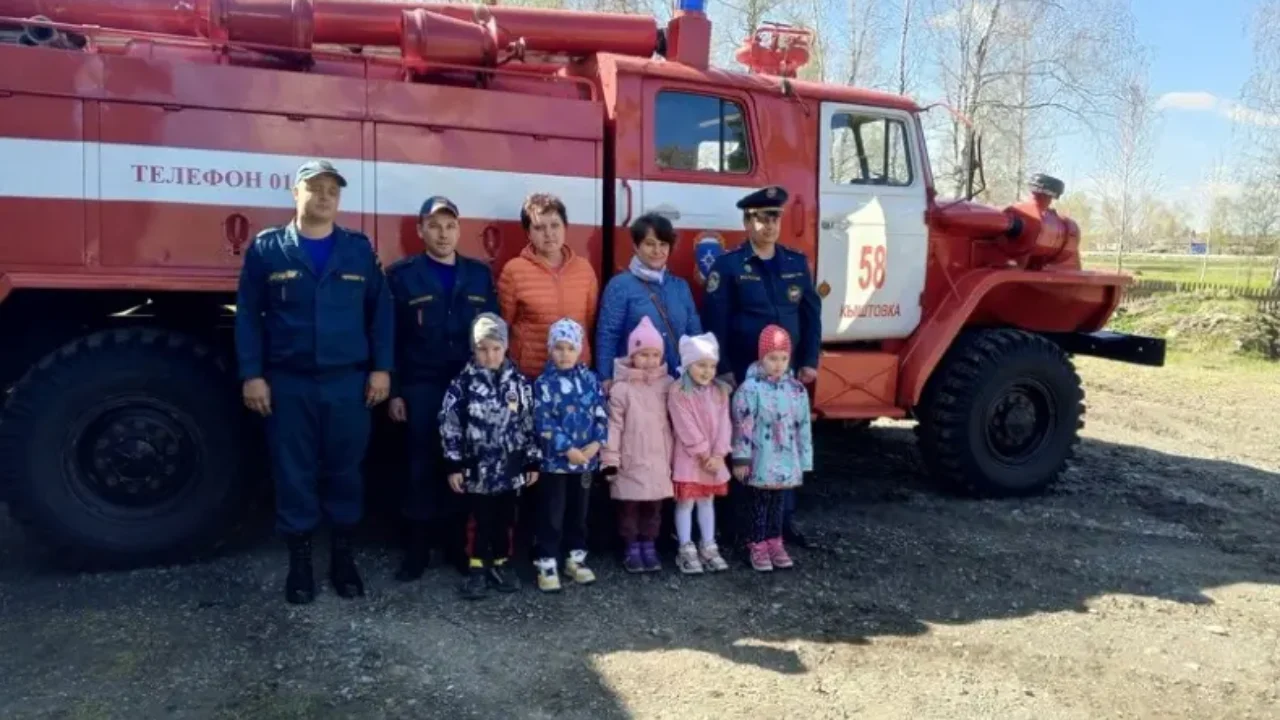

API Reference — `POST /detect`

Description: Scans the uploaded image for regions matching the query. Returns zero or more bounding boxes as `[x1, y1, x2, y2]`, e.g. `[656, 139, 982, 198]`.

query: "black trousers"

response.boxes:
[745, 486, 785, 544]
[465, 491, 518, 566]
[535, 472, 591, 560]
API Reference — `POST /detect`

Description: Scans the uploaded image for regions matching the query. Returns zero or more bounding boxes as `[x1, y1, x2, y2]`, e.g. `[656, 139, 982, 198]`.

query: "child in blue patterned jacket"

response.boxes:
[532, 317, 610, 592]
[730, 324, 813, 573]
[440, 313, 543, 600]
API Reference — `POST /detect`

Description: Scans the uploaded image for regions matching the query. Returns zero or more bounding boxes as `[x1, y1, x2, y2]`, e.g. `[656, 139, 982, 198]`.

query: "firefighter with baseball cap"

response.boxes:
[386, 194, 499, 581]
[235, 159, 394, 605]
[700, 184, 822, 547]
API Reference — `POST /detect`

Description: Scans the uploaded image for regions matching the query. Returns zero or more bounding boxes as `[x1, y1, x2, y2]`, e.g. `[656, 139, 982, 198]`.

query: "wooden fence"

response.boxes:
[1120, 279, 1280, 312]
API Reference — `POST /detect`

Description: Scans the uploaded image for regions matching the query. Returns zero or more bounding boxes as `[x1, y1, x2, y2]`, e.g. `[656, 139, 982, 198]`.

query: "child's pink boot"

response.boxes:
[766, 537, 793, 569]
[748, 541, 773, 572]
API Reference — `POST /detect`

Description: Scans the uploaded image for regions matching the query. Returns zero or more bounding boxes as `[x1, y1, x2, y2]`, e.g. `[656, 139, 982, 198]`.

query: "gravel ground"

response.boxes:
[1, 356, 1278, 719]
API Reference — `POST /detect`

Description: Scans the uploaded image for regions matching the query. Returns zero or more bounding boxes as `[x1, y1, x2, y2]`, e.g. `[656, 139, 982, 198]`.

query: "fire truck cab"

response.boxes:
[0, 0, 1164, 567]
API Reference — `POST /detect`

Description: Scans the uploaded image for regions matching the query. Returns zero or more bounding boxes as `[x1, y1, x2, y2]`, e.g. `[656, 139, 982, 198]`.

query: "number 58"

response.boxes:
[858, 244, 887, 290]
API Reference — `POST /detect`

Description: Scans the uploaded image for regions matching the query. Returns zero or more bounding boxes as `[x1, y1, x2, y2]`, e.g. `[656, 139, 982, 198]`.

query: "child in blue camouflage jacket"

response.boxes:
[532, 317, 609, 592]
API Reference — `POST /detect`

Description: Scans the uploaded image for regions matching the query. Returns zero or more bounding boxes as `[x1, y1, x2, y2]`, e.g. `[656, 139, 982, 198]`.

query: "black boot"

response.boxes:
[285, 533, 316, 605]
[329, 526, 365, 599]
[395, 522, 430, 582]
[460, 567, 488, 600]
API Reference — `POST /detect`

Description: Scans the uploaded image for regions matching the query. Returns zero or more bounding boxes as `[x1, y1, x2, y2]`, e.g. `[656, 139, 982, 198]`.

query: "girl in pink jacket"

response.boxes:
[601, 316, 674, 573]
[667, 332, 732, 574]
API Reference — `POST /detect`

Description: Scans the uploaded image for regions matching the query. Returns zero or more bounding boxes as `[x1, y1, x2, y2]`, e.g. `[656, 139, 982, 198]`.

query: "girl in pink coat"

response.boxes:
[601, 316, 674, 573]
[667, 332, 732, 574]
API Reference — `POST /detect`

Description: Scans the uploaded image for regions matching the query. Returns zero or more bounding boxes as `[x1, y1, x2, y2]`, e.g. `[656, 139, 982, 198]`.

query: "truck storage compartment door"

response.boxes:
[96, 103, 365, 270]
[816, 102, 927, 341]
[0, 94, 86, 267]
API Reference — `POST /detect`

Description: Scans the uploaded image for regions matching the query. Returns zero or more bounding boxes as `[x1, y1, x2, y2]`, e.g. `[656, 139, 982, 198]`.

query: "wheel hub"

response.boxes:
[77, 405, 195, 508]
[984, 381, 1055, 464]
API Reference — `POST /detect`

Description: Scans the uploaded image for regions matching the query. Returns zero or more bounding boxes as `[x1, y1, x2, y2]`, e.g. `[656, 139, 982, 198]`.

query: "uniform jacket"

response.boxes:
[533, 360, 609, 474]
[387, 253, 498, 389]
[498, 244, 599, 379]
[438, 358, 542, 495]
[730, 362, 813, 490]
[234, 222, 393, 380]
[701, 242, 822, 384]
[667, 379, 733, 486]
[602, 358, 675, 501]
[595, 269, 702, 380]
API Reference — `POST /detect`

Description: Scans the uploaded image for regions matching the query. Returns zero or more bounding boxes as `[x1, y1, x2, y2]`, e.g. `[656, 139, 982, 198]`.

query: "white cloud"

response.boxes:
[1154, 91, 1219, 112]
[1155, 91, 1280, 127]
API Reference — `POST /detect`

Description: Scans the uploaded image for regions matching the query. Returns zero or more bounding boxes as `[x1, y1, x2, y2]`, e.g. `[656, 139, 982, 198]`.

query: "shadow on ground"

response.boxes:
[1, 421, 1278, 718]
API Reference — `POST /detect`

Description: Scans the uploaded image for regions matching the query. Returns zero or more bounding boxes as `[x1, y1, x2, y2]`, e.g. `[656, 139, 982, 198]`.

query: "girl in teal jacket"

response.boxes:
[730, 324, 813, 573]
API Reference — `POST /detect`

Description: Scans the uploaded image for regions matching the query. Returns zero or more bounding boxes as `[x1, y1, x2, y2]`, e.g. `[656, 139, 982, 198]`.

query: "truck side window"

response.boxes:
[654, 91, 752, 173]
[830, 112, 912, 186]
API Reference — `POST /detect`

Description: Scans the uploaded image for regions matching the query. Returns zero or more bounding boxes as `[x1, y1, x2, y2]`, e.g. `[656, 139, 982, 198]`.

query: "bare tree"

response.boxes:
[1096, 52, 1158, 272]
[895, 0, 915, 94]
[923, 0, 1138, 202]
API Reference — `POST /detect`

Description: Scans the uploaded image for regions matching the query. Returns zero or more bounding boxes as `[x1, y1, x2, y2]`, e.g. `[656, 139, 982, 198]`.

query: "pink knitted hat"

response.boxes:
[628, 316, 664, 357]
[758, 324, 792, 359]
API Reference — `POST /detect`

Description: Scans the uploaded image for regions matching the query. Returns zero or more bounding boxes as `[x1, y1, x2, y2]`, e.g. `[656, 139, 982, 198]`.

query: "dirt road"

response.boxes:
[2, 357, 1278, 719]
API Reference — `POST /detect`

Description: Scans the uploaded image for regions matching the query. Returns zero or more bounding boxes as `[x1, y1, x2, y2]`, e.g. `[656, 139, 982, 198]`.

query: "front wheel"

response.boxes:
[914, 328, 1084, 497]
[0, 327, 249, 568]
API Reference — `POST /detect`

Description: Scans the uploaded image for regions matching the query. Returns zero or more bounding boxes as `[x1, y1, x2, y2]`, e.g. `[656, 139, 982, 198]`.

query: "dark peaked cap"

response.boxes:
[735, 185, 789, 211]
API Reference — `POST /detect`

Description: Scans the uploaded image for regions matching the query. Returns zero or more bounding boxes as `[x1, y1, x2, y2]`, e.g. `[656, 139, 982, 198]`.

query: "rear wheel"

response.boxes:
[915, 328, 1084, 497]
[0, 327, 248, 567]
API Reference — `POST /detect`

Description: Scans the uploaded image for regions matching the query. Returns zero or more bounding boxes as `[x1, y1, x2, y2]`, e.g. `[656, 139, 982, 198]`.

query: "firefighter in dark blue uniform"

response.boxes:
[701, 185, 822, 546]
[385, 195, 499, 581]
[235, 159, 394, 605]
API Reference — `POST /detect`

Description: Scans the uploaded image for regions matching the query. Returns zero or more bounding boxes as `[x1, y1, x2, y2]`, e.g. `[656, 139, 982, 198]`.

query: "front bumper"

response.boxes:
[1046, 330, 1167, 367]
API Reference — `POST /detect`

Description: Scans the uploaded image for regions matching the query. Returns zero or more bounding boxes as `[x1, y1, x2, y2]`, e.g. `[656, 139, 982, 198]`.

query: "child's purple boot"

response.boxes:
[623, 542, 645, 573]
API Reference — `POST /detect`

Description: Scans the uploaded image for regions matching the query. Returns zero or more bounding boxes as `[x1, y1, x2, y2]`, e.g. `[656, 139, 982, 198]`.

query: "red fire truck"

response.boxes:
[0, 0, 1163, 567]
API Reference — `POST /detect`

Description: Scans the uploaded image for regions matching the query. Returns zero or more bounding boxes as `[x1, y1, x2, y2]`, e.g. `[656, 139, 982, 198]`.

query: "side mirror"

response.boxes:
[964, 130, 987, 201]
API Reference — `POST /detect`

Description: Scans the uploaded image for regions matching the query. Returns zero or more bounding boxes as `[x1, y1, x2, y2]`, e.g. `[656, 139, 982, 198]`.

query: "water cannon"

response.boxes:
[733, 21, 812, 77]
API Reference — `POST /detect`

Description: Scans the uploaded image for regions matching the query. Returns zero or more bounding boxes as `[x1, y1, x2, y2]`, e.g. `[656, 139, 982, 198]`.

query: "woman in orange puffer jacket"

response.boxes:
[498, 193, 600, 379]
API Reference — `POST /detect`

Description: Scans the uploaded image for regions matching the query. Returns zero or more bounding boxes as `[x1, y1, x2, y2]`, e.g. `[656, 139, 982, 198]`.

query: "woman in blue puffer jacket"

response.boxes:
[595, 213, 702, 386]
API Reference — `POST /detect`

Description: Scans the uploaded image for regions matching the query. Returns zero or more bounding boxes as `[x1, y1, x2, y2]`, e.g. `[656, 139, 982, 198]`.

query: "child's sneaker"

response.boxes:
[766, 537, 793, 569]
[640, 540, 661, 572]
[487, 561, 521, 592]
[699, 542, 729, 572]
[534, 558, 562, 593]
[460, 568, 489, 600]
[623, 542, 645, 573]
[676, 543, 704, 575]
[565, 550, 596, 584]
[748, 542, 773, 572]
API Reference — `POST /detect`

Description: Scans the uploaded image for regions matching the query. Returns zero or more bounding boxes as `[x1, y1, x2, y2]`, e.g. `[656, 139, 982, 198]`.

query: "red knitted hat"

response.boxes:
[758, 324, 792, 359]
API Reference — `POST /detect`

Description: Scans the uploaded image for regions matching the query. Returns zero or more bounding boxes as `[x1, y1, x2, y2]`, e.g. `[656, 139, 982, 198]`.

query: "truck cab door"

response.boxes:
[816, 103, 927, 341]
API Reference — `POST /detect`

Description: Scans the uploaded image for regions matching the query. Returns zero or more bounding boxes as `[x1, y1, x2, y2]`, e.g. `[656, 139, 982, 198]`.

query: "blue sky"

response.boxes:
[1060, 0, 1258, 229]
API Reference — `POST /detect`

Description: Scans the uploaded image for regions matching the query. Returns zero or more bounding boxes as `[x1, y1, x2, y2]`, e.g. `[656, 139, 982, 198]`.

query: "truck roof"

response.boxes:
[611, 54, 921, 114]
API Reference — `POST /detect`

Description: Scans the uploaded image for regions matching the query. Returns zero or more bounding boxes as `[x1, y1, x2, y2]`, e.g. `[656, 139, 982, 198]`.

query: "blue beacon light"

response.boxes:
[678, 0, 705, 12]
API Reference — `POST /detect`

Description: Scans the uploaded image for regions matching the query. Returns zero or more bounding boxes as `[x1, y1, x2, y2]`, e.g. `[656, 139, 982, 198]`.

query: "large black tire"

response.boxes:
[0, 327, 248, 568]
[914, 328, 1084, 497]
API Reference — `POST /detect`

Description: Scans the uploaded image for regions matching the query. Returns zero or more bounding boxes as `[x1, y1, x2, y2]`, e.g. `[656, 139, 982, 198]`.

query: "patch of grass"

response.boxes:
[1084, 253, 1278, 290]
[1105, 293, 1278, 361]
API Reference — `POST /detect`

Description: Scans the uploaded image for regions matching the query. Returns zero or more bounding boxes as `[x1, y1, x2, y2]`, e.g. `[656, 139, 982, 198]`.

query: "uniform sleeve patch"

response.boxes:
[706, 271, 720, 294]
[787, 284, 802, 302]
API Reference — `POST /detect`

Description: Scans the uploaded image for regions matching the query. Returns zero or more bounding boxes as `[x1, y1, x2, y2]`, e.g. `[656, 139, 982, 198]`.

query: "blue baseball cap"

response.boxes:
[419, 195, 459, 218]
[294, 159, 347, 187]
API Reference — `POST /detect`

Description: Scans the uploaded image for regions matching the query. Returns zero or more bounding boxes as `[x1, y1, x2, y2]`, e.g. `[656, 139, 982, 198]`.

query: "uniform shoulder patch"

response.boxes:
[705, 270, 721, 294]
